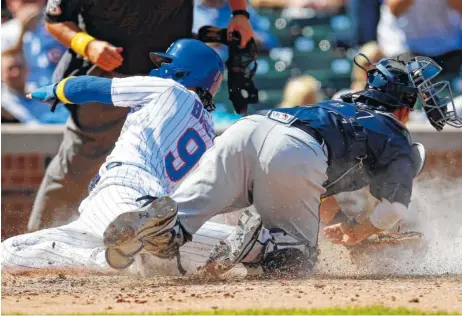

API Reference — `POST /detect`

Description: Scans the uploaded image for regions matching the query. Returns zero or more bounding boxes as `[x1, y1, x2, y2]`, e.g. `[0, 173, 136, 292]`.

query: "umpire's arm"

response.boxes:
[45, 0, 123, 72]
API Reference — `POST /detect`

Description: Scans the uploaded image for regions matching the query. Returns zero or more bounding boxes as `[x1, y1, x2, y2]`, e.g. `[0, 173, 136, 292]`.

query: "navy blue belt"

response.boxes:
[106, 161, 123, 170]
[87, 162, 123, 193]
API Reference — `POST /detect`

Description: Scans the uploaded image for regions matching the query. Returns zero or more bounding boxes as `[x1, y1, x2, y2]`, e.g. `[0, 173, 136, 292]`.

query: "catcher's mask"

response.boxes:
[406, 56, 462, 131]
[351, 54, 418, 112]
[149, 39, 224, 112]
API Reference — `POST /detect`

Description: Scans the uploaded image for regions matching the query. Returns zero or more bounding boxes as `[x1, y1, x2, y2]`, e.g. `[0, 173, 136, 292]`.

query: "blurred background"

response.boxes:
[1, 0, 462, 239]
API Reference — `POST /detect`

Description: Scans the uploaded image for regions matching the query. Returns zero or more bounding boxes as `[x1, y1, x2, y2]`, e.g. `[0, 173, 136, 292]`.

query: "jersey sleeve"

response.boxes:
[45, 0, 82, 24]
[369, 139, 415, 207]
[111, 76, 176, 108]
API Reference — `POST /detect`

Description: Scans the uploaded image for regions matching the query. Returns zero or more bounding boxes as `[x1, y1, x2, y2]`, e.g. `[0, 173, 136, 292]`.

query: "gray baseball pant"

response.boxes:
[173, 114, 328, 246]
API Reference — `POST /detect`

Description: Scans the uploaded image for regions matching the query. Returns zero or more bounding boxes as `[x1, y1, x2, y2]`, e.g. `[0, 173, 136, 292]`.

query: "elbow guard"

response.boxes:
[369, 198, 406, 230]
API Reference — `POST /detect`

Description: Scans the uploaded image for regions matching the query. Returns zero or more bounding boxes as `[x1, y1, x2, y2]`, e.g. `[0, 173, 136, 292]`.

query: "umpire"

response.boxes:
[28, 0, 254, 231]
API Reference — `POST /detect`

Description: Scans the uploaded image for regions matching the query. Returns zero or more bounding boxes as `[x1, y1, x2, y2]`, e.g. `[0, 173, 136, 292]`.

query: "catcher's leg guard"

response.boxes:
[103, 196, 185, 270]
[203, 209, 262, 276]
[203, 209, 318, 277]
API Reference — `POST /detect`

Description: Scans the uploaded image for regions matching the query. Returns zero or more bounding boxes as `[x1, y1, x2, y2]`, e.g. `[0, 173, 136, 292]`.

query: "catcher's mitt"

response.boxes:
[197, 26, 259, 114]
[347, 231, 425, 265]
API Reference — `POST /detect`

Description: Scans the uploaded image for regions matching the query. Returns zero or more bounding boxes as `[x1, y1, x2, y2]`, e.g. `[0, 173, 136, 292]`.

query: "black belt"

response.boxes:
[255, 110, 324, 145]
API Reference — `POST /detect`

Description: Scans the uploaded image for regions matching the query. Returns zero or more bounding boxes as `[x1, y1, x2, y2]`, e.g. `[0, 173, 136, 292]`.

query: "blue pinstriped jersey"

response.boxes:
[103, 76, 215, 194]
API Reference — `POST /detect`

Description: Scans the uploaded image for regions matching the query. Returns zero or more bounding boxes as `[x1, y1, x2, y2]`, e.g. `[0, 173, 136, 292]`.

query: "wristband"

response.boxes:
[55, 76, 76, 104]
[70, 32, 95, 57]
[232, 10, 250, 19]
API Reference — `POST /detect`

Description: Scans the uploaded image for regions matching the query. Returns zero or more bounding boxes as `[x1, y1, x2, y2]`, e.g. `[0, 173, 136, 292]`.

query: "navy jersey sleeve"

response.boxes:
[45, 0, 82, 24]
[370, 138, 415, 207]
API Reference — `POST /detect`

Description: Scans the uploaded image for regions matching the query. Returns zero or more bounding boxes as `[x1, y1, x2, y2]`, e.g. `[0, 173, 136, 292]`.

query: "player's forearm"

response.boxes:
[56, 76, 113, 105]
[369, 199, 406, 230]
[45, 21, 82, 48]
[387, 0, 414, 17]
[229, 0, 247, 10]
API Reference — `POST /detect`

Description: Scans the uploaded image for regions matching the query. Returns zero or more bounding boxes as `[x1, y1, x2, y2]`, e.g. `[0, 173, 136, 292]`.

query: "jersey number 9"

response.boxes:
[165, 128, 207, 182]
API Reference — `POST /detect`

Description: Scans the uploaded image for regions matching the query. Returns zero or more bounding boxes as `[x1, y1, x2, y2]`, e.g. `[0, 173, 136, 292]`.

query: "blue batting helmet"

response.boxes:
[149, 39, 224, 97]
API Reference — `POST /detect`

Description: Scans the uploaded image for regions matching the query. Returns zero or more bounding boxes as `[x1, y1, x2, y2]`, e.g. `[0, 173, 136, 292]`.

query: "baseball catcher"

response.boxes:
[97, 55, 461, 277]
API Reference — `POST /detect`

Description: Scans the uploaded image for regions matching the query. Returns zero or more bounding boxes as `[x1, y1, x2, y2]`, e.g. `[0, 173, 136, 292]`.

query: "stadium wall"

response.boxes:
[2, 124, 462, 240]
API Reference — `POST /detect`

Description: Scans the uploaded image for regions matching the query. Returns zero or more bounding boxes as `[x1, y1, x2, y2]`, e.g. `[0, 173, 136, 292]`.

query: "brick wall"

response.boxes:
[1, 153, 52, 240]
[2, 150, 462, 241]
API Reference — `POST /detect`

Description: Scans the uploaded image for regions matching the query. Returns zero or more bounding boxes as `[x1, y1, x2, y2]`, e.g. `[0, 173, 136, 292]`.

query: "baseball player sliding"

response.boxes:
[99, 56, 461, 276]
[1, 39, 226, 270]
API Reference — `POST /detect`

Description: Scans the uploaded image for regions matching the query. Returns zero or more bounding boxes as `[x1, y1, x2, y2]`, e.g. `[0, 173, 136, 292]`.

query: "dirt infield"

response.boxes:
[2, 178, 462, 315]
[2, 269, 462, 315]
[3, 236, 462, 315]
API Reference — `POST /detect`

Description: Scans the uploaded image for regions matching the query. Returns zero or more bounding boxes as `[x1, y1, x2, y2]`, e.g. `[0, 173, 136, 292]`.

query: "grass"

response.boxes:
[5, 306, 455, 316]
[157, 306, 456, 315]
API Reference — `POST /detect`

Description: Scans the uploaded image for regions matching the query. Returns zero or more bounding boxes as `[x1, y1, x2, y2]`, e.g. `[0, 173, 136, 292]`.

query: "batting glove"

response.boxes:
[27, 80, 70, 112]
[27, 83, 58, 104]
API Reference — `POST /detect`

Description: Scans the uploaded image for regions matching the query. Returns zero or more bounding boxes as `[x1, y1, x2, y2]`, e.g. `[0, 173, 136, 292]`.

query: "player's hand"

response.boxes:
[26, 83, 67, 110]
[227, 15, 254, 48]
[26, 84, 58, 104]
[86, 40, 124, 72]
[324, 220, 382, 246]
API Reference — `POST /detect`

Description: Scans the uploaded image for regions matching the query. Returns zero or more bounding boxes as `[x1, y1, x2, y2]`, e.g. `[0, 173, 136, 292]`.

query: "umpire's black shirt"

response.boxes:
[45, 0, 193, 75]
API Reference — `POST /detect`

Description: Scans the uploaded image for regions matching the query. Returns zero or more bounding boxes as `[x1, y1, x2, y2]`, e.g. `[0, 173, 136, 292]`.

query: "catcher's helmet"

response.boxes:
[406, 56, 462, 130]
[354, 54, 419, 111]
[149, 39, 224, 97]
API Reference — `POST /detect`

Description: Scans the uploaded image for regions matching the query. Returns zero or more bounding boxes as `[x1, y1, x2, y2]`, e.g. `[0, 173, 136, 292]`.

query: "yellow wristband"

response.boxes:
[55, 76, 75, 104]
[70, 32, 95, 57]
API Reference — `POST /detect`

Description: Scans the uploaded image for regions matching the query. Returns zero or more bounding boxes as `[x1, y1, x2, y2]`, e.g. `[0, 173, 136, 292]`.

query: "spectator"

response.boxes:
[278, 75, 323, 108]
[2, 6, 12, 23]
[2, 0, 66, 91]
[350, 41, 384, 91]
[346, 0, 381, 47]
[194, 0, 279, 56]
[28, 0, 255, 231]
[1, 46, 69, 124]
[377, 0, 462, 77]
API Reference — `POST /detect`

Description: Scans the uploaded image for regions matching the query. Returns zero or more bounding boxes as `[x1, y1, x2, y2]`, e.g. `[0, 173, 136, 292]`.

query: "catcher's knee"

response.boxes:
[245, 229, 318, 277]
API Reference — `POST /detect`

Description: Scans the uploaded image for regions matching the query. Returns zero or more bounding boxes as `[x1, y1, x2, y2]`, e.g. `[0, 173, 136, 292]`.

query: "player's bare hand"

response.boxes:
[228, 15, 254, 48]
[86, 40, 124, 72]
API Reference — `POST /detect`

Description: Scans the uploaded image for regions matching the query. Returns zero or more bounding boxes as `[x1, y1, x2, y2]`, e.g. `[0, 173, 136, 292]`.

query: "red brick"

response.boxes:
[11, 173, 25, 185]
[2, 154, 13, 170]
[16, 155, 26, 169]
[28, 154, 40, 170]
[29, 174, 44, 186]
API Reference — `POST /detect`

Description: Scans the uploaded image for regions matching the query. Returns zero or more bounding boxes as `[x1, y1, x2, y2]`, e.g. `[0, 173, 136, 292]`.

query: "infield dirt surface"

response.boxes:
[2, 178, 462, 315]
[3, 237, 462, 316]
[2, 269, 462, 315]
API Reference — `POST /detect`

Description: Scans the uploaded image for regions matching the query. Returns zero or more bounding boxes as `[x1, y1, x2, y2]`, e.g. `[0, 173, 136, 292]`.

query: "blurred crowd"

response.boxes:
[2, 0, 462, 127]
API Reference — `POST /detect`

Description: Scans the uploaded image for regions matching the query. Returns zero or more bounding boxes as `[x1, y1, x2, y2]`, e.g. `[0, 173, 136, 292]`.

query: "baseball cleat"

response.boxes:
[103, 196, 178, 248]
[103, 196, 178, 270]
[203, 209, 262, 276]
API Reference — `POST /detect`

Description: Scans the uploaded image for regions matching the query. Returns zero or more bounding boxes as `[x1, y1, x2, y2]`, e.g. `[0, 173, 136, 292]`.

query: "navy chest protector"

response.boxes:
[271, 101, 368, 162]
[265, 101, 384, 195]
